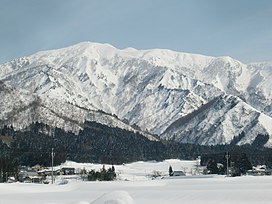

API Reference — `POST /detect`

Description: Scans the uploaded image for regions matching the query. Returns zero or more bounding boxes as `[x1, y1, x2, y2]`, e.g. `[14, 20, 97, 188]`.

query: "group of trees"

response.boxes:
[203, 152, 252, 176]
[0, 139, 16, 182]
[87, 165, 116, 181]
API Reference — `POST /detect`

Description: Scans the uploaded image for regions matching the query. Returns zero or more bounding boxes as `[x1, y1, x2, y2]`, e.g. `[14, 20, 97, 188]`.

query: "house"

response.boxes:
[31, 176, 43, 183]
[247, 165, 272, 176]
[18, 170, 37, 182]
[172, 171, 186, 176]
[18, 170, 43, 183]
[7, 177, 16, 183]
[38, 169, 53, 176]
[32, 164, 43, 172]
[59, 167, 75, 175]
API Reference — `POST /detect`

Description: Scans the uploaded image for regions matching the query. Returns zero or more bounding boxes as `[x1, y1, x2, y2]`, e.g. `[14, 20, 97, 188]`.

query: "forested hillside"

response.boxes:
[1, 121, 272, 179]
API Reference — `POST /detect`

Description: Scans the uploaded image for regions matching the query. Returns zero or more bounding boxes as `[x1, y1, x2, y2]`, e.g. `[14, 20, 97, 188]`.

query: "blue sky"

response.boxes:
[0, 0, 272, 63]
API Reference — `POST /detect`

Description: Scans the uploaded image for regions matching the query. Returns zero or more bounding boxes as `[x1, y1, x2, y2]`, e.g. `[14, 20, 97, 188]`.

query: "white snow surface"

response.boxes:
[91, 191, 134, 204]
[1, 42, 272, 146]
[1, 159, 272, 204]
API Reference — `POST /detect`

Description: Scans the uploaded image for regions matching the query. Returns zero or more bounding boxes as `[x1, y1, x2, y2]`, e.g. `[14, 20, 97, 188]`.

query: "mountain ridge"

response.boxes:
[1, 42, 272, 147]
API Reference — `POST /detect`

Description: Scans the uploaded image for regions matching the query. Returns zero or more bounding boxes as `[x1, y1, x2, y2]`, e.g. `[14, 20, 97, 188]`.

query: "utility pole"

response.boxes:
[0, 169, 3, 183]
[51, 147, 55, 184]
[51, 128, 55, 184]
[196, 156, 201, 175]
[225, 152, 230, 177]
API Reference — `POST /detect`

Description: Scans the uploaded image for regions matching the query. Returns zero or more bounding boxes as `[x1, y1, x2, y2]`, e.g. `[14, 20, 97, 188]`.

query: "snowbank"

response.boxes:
[91, 191, 134, 204]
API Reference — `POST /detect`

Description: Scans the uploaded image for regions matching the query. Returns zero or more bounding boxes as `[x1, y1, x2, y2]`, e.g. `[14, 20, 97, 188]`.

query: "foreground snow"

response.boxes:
[1, 160, 272, 204]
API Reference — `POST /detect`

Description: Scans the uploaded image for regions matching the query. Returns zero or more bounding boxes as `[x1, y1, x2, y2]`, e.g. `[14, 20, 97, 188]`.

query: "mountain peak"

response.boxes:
[1, 42, 272, 147]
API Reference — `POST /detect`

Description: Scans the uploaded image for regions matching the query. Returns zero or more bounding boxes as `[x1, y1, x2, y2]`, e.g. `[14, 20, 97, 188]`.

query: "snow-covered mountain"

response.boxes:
[0, 42, 272, 147]
[161, 94, 272, 147]
[0, 82, 157, 141]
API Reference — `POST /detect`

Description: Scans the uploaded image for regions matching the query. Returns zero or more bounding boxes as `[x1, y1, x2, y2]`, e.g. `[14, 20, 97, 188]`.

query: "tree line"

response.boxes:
[1, 121, 272, 181]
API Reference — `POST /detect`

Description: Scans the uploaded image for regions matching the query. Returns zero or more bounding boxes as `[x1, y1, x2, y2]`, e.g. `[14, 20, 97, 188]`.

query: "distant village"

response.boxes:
[1, 163, 117, 184]
[1, 159, 272, 184]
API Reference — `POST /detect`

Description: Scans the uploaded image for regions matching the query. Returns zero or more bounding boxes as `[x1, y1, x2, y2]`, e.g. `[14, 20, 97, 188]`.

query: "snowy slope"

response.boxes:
[0, 81, 39, 130]
[0, 42, 272, 146]
[162, 94, 272, 147]
[0, 82, 157, 141]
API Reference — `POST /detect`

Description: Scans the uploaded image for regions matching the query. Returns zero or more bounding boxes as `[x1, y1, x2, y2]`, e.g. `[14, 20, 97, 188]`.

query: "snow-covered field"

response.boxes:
[1, 159, 272, 204]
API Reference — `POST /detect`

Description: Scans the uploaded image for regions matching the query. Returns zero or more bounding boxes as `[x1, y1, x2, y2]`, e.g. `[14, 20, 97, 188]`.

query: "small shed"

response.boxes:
[172, 171, 186, 176]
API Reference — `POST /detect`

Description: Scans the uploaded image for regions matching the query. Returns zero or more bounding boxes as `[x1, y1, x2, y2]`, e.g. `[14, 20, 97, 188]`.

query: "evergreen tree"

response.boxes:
[169, 165, 173, 176]
[206, 159, 219, 174]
